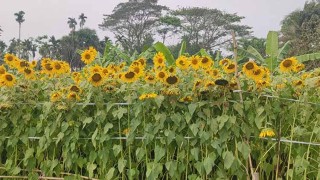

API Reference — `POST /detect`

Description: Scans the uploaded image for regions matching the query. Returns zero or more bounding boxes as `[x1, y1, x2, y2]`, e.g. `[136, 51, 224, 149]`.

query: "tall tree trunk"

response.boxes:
[18, 23, 21, 58]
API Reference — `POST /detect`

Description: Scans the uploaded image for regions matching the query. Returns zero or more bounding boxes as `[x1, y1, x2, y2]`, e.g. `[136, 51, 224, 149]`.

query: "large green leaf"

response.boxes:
[296, 52, 320, 62]
[178, 41, 186, 57]
[199, 49, 211, 58]
[153, 42, 175, 66]
[247, 46, 265, 63]
[265, 31, 279, 71]
[277, 41, 291, 61]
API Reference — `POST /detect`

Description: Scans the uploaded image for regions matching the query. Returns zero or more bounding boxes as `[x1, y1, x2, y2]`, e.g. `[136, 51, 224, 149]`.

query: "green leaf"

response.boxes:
[277, 41, 291, 61]
[153, 42, 175, 66]
[179, 41, 186, 57]
[87, 163, 97, 178]
[10, 167, 21, 175]
[265, 31, 279, 72]
[237, 142, 251, 159]
[223, 151, 235, 169]
[165, 161, 178, 178]
[106, 167, 115, 180]
[55, 132, 64, 145]
[188, 103, 197, 116]
[154, 145, 165, 162]
[82, 117, 93, 129]
[246, 46, 265, 64]
[296, 52, 320, 62]
[190, 123, 199, 136]
[135, 147, 146, 162]
[118, 158, 127, 173]
[199, 49, 211, 57]
[203, 156, 215, 175]
[113, 144, 122, 157]
[155, 95, 164, 108]
[91, 128, 98, 149]
[103, 123, 113, 134]
[191, 148, 200, 161]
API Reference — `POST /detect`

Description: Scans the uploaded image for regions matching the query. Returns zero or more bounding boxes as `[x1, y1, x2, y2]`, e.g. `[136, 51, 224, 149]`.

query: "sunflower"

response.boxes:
[30, 60, 37, 68]
[242, 61, 257, 77]
[259, 128, 275, 138]
[256, 79, 270, 90]
[144, 74, 156, 84]
[139, 93, 158, 100]
[0, 73, 16, 87]
[121, 71, 138, 83]
[251, 67, 265, 81]
[176, 56, 190, 70]
[43, 62, 54, 75]
[293, 79, 304, 87]
[67, 92, 80, 101]
[205, 80, 215, 88]
[167, 66, 176, 74]
[137, 58, 146, 68]
[200, 56, 213, 69]
[72, 72, 82, 84]
[279, 57, 298, 73]
[223, 62, 236, 74]
[88, 72, 105, 86]
[15, 60, 29, 72]
[179, 96, 193, 103]
[81, 50, 95, 65]
[189, 55, 201, 70]
[70, 85, 82, 94]
[129, 64, 144, 77]
[153, 52, 166, 68]
[162, 87, 180, 96]
[89, 65, 103, 74]
[206, 69, 220, 79]
[155, 70, 168, 82]
[52, 61, 64, 74]
[23, 67, 35, 79]
[193, 79, 202, 91]
[293, 63, 305, 73]
[0, 65, 6, 75]
[165, 75, 179, 86]
[219, 58, 231, 67]
[4, 53, 17, 67]
[50, 92, 62, 102]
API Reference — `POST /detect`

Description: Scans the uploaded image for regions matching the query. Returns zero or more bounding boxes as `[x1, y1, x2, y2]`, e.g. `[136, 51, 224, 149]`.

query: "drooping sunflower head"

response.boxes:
[279, 57, 298, 73]
[121, 70, 138, 83]
[23, 67, 35, 79]
[50, 92, 62, 102]
[0, 73, 16, 87]
[165, 75, 179, 86]
[189, 55, 201, 70]
[251, 67, 265, 81]
[293, 79, 304, 87]
[0, 65, 6, 75]
[223, 62, 236, 74]
[205, 80, 215, 88]
[144, 74, 156, 84]
[88, 72, 105, 87]
[293, 63, 305, 73]
[200, 56, 213, 69]
[67, 92, 80, 101]
[219, 58, 231, 67]
[70, 85, 81, 93]
[153, 52, 166, 68]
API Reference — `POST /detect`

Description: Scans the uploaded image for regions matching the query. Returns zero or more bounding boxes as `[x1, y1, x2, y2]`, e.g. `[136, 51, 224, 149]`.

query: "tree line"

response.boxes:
[0, 0, 319, 69]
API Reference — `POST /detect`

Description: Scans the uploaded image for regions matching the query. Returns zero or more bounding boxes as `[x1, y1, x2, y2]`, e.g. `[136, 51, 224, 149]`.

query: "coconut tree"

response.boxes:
[0, 26, 3, 37]
[78, 13, 87, 29]
[67, 18, 77, 32]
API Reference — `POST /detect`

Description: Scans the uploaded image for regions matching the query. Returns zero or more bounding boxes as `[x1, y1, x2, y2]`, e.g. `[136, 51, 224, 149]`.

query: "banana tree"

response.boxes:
[239, 31, 320, 72]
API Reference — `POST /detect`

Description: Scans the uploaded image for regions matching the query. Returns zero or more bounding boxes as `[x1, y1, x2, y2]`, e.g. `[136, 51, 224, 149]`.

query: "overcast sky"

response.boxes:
[0, 0, 308, 44]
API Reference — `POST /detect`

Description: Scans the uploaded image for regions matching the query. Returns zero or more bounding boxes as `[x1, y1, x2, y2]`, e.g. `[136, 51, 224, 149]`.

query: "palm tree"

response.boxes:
[14, 11, 25, 57]
[67, 18, 77, 32]
[14, 11, 25, 41]
[0, 26, 3, 37]
[78, 13, 87, 29]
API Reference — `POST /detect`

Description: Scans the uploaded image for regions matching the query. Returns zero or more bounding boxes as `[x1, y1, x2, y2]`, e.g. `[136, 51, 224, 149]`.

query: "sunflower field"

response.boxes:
[0, 43, 320, 179]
